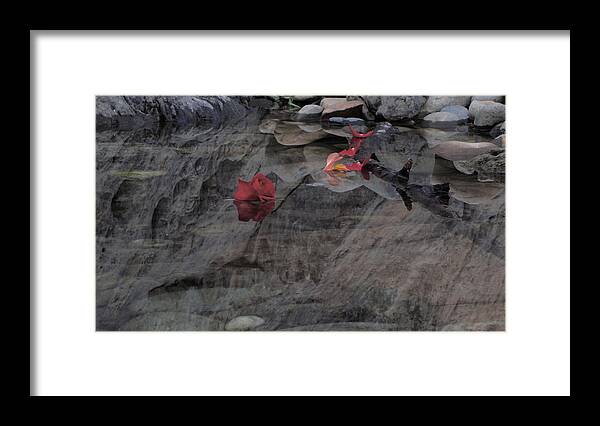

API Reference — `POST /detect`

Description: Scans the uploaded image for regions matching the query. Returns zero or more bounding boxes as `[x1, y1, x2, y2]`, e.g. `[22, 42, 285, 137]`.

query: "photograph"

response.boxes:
[96, 95, 506, 331]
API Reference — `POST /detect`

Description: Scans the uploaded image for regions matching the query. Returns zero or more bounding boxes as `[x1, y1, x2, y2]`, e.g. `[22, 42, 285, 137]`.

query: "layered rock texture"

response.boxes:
[96, 103, 505, 331]
[96, 96, 260, 131]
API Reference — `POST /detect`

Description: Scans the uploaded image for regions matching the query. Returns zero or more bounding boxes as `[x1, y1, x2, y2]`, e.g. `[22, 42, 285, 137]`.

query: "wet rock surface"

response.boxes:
[97, 103, 505, 331]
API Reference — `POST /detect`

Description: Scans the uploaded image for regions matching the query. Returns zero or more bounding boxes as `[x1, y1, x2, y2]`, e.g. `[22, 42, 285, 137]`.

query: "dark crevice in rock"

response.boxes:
[271, 175, 309, 216]
[148, 276, 205, 296]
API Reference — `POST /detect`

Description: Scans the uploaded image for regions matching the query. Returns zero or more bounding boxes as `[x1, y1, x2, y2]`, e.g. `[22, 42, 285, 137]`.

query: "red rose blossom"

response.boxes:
[233, 173, 275, 203]
[233, 173, 276, 222]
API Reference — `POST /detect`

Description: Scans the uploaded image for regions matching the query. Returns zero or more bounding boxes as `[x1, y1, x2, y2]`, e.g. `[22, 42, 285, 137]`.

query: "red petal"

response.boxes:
[233, 200, 258, 221]
[251, 173, 276, 202]
[345, 157, 371, 172]
[348, 124, 374, 138]
[233, 200, 275, 222]
[339, 147, 357, 157]
[253, 201, 275, 221]
[350, 138, 364, 148]
[345, 162, 363, 171]
[324, 153, 345, 171]
[233, 178, 260, 201]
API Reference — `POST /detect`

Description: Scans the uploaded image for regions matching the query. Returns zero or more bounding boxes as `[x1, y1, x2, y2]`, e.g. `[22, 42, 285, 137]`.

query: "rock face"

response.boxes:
[361, 96, 427, 121]
[421, 96, 472, 114]
[469, 101, 506, 127]
[96, 105, 505, 332]
[96, 96, 260, 131]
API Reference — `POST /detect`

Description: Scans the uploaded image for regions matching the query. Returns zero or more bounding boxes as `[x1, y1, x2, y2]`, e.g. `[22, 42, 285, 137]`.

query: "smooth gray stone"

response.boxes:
[421, 96, 472, 114]
[328, 116, 365, 126]
[294, 104, 324, 121]
[422, 111, 467, 127]
[225, 316, 265, 331]
[298, 104, 323, 114]
[471, 95, 505, 104]
[469, 101, 506, 127]
[441, 105, 470, 120]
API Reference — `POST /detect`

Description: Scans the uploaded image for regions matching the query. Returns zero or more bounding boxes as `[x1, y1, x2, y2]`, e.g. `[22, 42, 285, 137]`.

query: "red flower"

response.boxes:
[252, 173, 276, 202]
[233, 179, 259, 201]
[233, 173, 275, 203]
[233, 173, 276, 222]
[323, 126, 374, 178]
[323, 154, 370, 178]
[339, 137, 366, 157]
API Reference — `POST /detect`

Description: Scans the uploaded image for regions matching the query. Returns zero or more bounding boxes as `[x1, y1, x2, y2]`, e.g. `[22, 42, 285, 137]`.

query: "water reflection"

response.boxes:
[233, 200, 275, 222]
[96, 113, 505, 331]
[232, 172, 276, 222]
